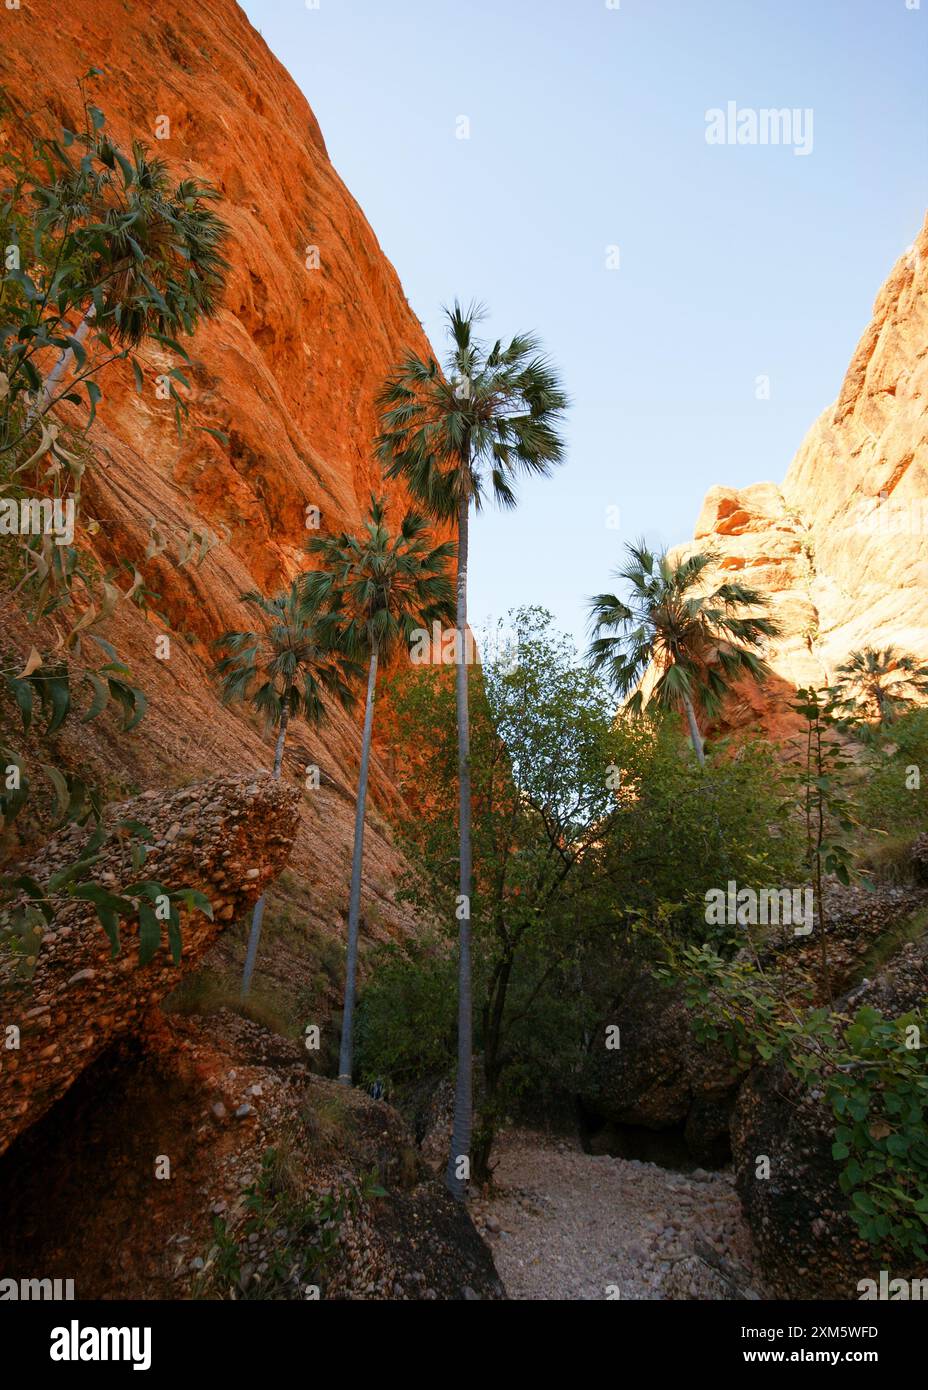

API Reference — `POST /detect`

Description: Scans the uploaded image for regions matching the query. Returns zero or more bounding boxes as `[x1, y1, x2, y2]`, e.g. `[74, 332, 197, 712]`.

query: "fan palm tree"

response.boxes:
[375, 301, 568, 1199]
[833, 645, 928, 727]
[302, 495, 455, 1085]
[213, 581, 356, 998]
[587, 541, 780, 764]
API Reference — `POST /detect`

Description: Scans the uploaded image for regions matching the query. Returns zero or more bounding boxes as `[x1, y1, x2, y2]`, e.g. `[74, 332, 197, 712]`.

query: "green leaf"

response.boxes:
[138, 902, 161, 966]
[95, 905, 121, 956]
[151, 332, 191, 363]
[85, 379, 102, 426]
[86, 634, 119, 662]
[167, 906, 182, 964]
[123, 879, 169, 901]
[177, 888, 214, 920]
[199, 426, 229, 446]
[39, 762, 70, 818]
[44, 675, 71, 734]
[71, 883, 133, 916]
[82, 671, 109, 722]
[114, 818, 154, 841]
[114, 150, 135, 187]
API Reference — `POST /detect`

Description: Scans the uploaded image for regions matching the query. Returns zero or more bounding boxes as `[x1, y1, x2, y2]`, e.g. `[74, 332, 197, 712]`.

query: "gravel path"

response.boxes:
[470, 1130, 762, 1301]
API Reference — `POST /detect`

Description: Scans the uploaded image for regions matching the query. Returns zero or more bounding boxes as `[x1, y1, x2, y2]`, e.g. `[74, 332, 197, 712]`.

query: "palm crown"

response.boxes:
[833, 645, 928, 726]
[375, 300, 569, 517]
[302, 495, 456, 657]
[214, 580, 356, 733]
[588, 541, 780, 722]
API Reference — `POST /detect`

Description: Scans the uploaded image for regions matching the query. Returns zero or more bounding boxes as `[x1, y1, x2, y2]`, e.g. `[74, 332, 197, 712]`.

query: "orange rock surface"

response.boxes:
[0, 1, 446, 947]
[672, 215, 928, 745]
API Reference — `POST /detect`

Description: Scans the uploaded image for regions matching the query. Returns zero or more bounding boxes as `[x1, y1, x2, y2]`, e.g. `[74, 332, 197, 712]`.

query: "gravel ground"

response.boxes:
[470, 1130, 763, 1301]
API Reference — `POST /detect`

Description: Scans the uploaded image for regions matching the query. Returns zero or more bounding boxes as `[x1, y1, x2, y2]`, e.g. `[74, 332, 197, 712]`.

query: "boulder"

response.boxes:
[0, 773, 300, 1155]
[0, 1009, 503, 1300]
[578, 970, 746, 1166]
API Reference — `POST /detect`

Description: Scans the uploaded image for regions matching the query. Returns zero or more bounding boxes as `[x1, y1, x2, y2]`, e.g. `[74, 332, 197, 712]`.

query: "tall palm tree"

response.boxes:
[214, 581, 356, 998]
[375, 301, 568, 1198]
[302, 495, 455, 1085]
[588, 541, 780, 764]
[834, 645, 928, 728]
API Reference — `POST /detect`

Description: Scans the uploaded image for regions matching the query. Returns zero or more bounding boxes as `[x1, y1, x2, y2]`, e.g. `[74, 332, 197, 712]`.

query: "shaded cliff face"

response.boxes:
[0, 1, 441, 944]
[672, 215, 928, 744]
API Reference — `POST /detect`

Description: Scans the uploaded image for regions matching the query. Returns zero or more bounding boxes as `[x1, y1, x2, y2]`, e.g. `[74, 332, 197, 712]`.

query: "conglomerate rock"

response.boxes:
[0, 773, 299, 1155]
[0, 1009, 504, 1301]
[577, 971, 746, 1167]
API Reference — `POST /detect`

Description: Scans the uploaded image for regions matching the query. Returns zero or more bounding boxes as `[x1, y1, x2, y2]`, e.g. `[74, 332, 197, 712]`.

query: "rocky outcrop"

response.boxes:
[0, 1009, 503, 1300]
[0, 0, 443, 956]
[731, 935, 928, 1300]
[666, 216, 928, 744]
[0, 773, 299, 1155]
[577, 881, 928, 1172]
[577, 974, 746, 1167]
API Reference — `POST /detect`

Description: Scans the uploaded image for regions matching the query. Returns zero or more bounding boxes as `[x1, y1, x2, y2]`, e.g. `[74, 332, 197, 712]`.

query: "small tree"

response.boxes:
[790, 686, 860, 1003]
[588, 541, 779, 764]
[214, 581, 356, 997]
[1, 78, 229, 456]
[0, 84, 229, 969]
[382, 608, 624, 1182]
[302, 496, 454, 1083]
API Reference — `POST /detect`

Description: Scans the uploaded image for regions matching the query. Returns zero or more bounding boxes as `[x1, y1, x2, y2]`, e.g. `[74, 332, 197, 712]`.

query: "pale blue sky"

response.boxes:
[241, 0, 927, 646]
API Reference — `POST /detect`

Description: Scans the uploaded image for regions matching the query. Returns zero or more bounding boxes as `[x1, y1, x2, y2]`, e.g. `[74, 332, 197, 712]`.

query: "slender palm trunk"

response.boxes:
[338, 643, 379, 1083]
[446, 489, 473, 1200]
[874, 684, 887, 726]
[30, 303, 97, 423]
[241, 705, 289, 999]
[682, 691, 705, 765]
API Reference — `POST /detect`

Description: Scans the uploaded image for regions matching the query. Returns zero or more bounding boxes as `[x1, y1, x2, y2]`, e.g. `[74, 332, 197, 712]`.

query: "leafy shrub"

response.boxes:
[670, 943, 928, 1261]
[858, 709, 928, 843]
[355, 937, 456, 1096]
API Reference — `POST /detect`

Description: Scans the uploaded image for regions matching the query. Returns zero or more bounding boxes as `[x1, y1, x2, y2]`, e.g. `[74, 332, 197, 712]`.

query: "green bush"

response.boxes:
[858, 709, 928, 842]
[671, 943, 928, 1261]
[355, 937, 456, 1096]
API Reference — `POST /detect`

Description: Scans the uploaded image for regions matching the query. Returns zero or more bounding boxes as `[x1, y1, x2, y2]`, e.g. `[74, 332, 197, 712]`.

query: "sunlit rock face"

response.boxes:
[657, 216, 928, 746]
[0, 0, 447, 944]
[781, 217, 928, 688]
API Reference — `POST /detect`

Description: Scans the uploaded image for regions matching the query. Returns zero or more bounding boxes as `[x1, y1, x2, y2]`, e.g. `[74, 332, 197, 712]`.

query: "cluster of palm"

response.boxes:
[213, 504, 453, 1034]
[213, 302, 569, 1199]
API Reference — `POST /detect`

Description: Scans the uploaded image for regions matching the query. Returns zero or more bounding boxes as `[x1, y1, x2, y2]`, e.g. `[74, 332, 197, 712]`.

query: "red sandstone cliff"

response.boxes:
[0, 0, 441, 958]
